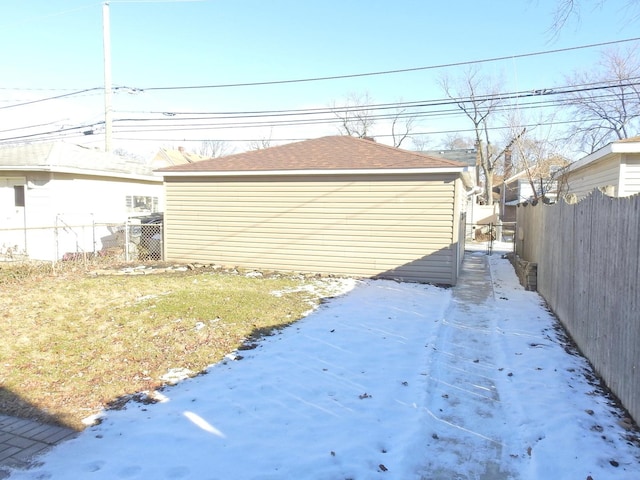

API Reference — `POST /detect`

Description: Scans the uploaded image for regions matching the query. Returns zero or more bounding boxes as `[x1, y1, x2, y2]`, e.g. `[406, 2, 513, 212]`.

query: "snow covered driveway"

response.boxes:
[8, 250, 640, 479]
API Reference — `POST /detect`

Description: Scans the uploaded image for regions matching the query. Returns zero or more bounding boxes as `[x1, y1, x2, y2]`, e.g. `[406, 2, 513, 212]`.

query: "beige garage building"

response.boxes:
[157, 136, 473, 285]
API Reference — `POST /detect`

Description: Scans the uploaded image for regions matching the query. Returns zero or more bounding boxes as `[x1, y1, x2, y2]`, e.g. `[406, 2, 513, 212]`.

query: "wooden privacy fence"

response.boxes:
[515, 191, 640, 424]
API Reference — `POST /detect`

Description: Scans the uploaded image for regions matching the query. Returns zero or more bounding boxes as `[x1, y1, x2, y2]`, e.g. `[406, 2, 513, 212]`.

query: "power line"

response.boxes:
[107, 80, 640, 127]
[141, 37, 640, 91]
[108, 118, 608, 145]
[0, 120, 70, 134]
[0, 88, 103, 110]
[2, 36, 638, 96]
[0, 122, 104, 143]
[2, 80, 637, 144]
[0, 3, 99, 29]
[1, 38, 637, 110]
[116, 77, 639, 119]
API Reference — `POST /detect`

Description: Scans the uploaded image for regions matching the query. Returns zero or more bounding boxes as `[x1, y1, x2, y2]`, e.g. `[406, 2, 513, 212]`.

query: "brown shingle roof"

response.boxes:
[156, 136, 465, 174]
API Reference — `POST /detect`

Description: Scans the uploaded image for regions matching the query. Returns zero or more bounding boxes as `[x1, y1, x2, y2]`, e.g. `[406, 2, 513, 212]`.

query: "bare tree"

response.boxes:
[411, 135, 431, 151]
[248, 131, 273, 151]
[510, 134, 570, 203]
[390, 106, 416, 148]
[564, 47, 640, 153]
[440, 68, 507, 205]
[332, 92, 376, 138]
[550, 0, 640, 32]
[331, 93, 420, 147]
[199, 140, 234, 158]
[112, 148, 146, 163]
[439, 134, 475, 150]
[549, 0, 584, 32]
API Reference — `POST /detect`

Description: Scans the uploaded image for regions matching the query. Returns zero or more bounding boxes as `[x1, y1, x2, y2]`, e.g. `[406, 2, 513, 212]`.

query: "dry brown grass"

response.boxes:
[0, 262, 338, 430]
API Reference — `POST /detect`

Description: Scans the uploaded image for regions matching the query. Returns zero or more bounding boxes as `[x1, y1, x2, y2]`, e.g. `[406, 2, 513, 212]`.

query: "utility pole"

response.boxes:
[102, 2, 113, 152]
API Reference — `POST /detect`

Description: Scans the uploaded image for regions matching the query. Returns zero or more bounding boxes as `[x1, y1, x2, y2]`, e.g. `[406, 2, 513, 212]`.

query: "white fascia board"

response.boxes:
[611, 141, 640, 153]
[160, 167, 467, 178]
[567, 145, 613, 173]
[0, 165, 160, 183]
[566, 141, 640, 173]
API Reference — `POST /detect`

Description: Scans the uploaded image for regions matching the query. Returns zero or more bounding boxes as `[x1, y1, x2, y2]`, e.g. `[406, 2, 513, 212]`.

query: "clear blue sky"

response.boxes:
[1, 0, 638, 155]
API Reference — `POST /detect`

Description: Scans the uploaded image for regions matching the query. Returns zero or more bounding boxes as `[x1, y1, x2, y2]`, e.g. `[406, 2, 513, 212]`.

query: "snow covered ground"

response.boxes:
[8, 244, 640, 479]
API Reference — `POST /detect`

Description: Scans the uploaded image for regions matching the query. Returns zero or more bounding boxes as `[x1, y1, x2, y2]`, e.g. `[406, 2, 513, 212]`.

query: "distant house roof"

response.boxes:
[566, 136, 640, 174]
[422, 148, 477, 167]
[157, 136, 469, 177]
[150, 147, 209, 169]
[0, 142, 158, 181]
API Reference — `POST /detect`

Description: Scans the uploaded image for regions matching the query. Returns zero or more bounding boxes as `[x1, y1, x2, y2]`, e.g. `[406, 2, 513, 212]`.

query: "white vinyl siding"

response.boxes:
[619, 156, 640, 196]
[565, 157, 620, 200]
[0, 171, 162, 261]
[164, 173, 459, 284]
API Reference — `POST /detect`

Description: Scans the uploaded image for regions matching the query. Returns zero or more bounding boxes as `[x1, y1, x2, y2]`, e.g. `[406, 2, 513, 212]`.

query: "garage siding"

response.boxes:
[164, 173, 459, 284]
[566, 156, 620, 199]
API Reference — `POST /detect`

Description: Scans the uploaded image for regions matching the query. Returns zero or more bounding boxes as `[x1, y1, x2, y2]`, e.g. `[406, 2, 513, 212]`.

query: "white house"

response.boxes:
[562, 136, 640, 200]
[0, 142, 163, 261]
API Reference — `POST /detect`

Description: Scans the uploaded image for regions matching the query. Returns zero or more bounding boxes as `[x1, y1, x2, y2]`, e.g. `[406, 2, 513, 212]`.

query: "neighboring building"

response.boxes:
[562, 136, 640, 201]
[0, 142, 162, 261]
[500, 172, 561, 223]
[157, 136, 475, 285]
[500, 174, 536, 223]
[150, 147, 209, 170]
[499, 152, 569, 223]
[423, 148, 483, 237]
[422, 148, 477, 167]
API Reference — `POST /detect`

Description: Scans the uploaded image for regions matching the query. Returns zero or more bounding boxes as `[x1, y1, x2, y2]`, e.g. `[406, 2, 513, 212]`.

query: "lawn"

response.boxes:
[0, 262, 344, 430]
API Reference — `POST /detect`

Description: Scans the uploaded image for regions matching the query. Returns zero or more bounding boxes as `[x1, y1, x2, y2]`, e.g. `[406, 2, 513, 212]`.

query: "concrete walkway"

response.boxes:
[421, 250, 512, 479]
[0, 415, 77, 478]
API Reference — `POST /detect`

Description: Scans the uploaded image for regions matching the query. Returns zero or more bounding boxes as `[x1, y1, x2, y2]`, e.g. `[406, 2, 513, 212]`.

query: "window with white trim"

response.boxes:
[126, 195, 158, 213]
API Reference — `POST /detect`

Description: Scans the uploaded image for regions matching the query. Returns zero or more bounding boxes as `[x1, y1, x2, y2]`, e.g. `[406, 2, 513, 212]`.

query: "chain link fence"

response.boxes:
[0, 217, 163, 263]
[469, 221, 516, 255]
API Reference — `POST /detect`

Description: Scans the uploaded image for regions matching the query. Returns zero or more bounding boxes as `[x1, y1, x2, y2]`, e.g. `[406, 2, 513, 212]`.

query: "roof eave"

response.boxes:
[566, 140, 640, 174]
[159, 167, 468, 177]
[0, 165, 161, 182]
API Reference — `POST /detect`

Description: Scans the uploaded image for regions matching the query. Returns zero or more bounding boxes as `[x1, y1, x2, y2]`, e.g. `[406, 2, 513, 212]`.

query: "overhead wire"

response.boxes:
[112, 76, 640, 121]
[2, 83, 636, 144]
[1, 37, 638, 97]
[110, 118, 608, 144]
[139, 37, 640, 91]
[0, 2, 99, 29]
[1, 33, 638, 145]
[106, 80, 640, 128]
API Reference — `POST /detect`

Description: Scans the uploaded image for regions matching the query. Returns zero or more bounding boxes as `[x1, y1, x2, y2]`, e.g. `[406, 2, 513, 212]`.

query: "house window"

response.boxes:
[14, 185, 25, 207]
[126, 195, 158, 213]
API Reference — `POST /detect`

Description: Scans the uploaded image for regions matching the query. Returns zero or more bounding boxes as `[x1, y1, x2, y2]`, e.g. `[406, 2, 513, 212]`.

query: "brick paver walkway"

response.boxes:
[0, 415, 76, 478]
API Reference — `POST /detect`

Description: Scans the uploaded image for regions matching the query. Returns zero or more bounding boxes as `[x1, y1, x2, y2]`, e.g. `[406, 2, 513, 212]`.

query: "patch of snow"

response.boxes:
[80, 412, 104, 427]
[159, 367, 194, 385]
[7, 254, 639, 479]
[271, 277, 357, 299]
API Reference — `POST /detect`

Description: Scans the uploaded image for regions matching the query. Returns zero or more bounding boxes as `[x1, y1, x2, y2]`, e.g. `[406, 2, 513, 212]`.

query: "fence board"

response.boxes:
[516, 192, 640, 424]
